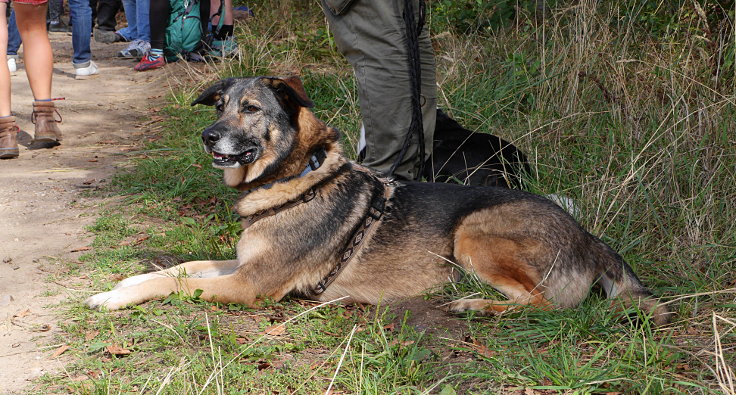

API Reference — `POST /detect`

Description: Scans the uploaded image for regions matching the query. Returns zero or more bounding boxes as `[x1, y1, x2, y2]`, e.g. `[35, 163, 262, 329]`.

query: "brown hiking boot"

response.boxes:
[0, 116, 19, 159]
[31, 101, 62, 148]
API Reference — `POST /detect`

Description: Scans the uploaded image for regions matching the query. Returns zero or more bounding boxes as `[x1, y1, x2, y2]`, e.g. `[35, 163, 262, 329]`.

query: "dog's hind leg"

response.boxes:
[449, 231, 551, 315]
[86, 273, 256, 311]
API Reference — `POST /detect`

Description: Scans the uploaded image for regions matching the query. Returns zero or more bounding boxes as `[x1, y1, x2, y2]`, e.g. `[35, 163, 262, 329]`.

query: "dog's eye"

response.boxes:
[243, 105, 260, 113]
[215, 103, 224, 112]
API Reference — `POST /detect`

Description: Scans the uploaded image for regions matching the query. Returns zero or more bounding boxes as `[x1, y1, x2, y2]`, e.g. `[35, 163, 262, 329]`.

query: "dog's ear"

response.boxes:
[262, 76, 315, 109]
[191, 78, 237, 106]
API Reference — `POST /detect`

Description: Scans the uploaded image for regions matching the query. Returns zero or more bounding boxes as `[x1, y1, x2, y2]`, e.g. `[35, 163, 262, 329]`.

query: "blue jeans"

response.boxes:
[69, 0, 93, 65]
[7, 10, 21, 56]
[117, 0, 151, 42]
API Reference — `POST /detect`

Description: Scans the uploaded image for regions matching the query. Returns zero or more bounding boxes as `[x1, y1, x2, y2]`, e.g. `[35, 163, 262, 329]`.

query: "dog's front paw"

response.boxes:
[85, 290, 132, 311]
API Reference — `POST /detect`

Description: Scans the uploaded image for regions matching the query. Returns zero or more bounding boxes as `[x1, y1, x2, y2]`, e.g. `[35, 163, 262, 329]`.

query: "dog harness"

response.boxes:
[239, 152, 394, 298]
[305, 177, 393, 298]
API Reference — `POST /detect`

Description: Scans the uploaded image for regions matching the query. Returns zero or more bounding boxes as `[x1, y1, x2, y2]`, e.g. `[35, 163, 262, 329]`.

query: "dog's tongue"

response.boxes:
[213, 152, 227, 160]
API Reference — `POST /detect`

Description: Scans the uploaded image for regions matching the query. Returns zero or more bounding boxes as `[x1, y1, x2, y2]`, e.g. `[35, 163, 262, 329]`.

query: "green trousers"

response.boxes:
[322, 0, 437, 180]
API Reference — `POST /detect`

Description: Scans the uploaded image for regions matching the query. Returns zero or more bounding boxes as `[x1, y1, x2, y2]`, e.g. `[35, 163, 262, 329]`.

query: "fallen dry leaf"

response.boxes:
[106, 345, 131, 356]
[120, 235, 150, 247]
[70, 247, 92, 253]
[262, 324, 286, 336]
[468, 338, 495, 359]
[85, 330, 99, 341]
[51, 344, 70, 359]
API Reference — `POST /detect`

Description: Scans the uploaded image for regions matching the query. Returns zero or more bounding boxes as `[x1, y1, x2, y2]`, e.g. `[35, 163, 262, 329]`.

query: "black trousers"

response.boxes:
[48, 0, 63, 22]
[90, 0, 122, 31]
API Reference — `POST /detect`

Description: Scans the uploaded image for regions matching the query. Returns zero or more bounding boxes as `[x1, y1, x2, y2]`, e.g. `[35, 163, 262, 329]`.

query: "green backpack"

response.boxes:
[164, 0, 203, 62]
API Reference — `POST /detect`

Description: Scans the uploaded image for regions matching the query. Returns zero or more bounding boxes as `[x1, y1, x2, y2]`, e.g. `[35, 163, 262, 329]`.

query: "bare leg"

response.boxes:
[209, 0, 232, 27]
[0, 3, 10, 116]
[14, 3, 53, 101]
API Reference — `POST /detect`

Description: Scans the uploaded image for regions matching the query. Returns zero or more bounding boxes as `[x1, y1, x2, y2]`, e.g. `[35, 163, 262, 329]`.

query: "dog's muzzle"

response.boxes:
[202, 128, 259, 168]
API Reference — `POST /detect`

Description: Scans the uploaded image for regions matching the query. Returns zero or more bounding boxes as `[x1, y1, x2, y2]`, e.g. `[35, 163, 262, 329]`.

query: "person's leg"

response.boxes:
[93, 0, 125, 42]
[95, 0, 120, 31]
[14, 3, 52, 100]
[0, 1, 18, 159]
[322, 0, 436, 180]
[7, 9, 20, 55]
[134, 0, 166, 71]
[14, 2, 62, 146]
[0, 2, 12, 116]
[89, 0, 97, 27]
[47, 0, 59, 20]
[418, 12, 437, 172]
[7, 9, 21, 72]
[135, 0, 150, 42]
[148, 0, 167, 52]
[209, 0, 232, 26]
[47, 0, 69, 31]
[116, 0, 137, 41]
[116, 0, 150, 58]
[208, 0, 236, 56]
[69, 0, 98, 78]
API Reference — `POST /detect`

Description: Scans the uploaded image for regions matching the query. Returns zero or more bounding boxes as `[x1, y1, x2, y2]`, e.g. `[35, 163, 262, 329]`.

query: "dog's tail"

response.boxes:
[592, 238, 672, 325]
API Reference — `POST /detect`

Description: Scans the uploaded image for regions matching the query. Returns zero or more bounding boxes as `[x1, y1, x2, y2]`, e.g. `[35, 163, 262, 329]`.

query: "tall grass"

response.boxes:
[46, 1, 736, 393]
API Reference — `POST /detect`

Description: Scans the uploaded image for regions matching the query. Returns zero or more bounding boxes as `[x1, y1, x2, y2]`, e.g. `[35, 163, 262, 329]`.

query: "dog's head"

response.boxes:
[192, 76, 338, 188]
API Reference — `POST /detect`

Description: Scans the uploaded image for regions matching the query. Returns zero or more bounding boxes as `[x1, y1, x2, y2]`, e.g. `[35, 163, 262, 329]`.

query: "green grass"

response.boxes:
[34, 1, 736, 393]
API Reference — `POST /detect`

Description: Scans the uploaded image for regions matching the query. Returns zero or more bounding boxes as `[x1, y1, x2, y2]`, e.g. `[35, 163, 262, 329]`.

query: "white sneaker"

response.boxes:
[74, 61, 99, 80]
[7, 56, 17, 73]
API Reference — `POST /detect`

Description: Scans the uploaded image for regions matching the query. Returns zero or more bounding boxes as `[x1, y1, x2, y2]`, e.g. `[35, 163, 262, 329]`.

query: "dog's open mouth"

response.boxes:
[211, 148, 258, 167]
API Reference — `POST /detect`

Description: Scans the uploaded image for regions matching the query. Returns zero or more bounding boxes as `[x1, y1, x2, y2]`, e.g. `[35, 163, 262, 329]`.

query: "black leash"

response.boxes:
[388, 0, 426, 181]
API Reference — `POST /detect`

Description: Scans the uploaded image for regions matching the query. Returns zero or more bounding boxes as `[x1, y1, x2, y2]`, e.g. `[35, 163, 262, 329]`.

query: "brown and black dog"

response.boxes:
[86, 76, 671, 325]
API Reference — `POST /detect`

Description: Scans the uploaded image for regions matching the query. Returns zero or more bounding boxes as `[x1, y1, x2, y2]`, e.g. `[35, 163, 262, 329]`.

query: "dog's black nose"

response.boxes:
[202, 129, 221, 144]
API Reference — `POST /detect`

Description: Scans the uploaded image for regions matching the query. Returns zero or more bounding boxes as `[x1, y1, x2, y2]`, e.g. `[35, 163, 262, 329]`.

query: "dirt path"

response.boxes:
[0, 33, 167, 393]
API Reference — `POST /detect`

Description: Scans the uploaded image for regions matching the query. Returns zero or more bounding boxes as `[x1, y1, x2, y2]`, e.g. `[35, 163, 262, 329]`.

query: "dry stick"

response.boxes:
[658, 287, 736, 307]
[198, 296, 350, 394]
[325, 324, 358, 395]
